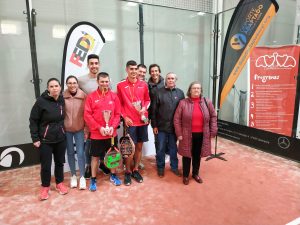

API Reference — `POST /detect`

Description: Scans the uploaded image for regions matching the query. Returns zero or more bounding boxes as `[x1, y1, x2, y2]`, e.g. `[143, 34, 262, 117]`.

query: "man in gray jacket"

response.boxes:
[151, 72, 185, 177]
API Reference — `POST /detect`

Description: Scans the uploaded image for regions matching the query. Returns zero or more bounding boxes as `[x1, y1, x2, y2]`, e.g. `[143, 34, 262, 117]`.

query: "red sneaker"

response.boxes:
[40, 186, 50, 201]
[56, 182, 69, 195]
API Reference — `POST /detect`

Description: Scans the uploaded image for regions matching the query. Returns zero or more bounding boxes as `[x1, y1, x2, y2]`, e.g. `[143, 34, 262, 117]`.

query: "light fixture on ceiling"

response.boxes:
[1, 20, 22, 35]
[52, 25, 68, 39]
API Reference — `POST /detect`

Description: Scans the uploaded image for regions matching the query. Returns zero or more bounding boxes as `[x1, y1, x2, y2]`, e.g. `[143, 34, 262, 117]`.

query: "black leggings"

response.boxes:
[39, 141, 66, 187]
[182, 133, 203, 178]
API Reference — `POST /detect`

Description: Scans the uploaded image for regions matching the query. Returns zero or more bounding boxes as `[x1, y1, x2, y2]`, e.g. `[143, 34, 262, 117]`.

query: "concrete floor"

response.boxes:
[0, 137, 299, 225]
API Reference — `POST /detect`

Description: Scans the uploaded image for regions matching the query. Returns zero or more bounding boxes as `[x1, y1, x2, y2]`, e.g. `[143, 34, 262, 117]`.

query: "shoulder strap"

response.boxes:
[203, 97, 210, 117]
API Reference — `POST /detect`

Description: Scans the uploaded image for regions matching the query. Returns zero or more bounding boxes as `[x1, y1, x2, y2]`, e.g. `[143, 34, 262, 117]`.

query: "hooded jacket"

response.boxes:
[29, 90, 65, 143]
[63, 88, 86, 132]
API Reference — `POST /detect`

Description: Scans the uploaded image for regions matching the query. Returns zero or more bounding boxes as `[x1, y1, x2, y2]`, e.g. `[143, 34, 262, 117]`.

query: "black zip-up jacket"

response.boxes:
[148, 76, 164, 119]
[29, 90, 65, 143]
[151, 87, 185, 133]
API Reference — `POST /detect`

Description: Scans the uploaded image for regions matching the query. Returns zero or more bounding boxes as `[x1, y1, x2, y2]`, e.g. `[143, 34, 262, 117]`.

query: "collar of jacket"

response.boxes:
[187, 96, 203, 103]
[63, 88, 85, 99]
[41, 90, 64, 102]
[164, 86, 177, 91]
[148, 75, 164, 86]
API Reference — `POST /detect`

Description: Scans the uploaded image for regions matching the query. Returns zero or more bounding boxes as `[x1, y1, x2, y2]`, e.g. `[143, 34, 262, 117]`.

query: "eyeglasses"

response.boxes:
[67, 82, 77, 85]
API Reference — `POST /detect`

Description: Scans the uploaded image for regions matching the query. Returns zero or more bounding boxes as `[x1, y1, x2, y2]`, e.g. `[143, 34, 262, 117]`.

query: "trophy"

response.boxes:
[102, 110, 112, 135]
[132, 101, 148, 123]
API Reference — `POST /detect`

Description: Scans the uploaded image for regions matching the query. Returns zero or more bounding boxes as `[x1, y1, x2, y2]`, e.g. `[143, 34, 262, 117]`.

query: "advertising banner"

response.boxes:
[218, 119, 300, 161]
[61, 21, 105, 88]
[218, 0, 279, 108]
[249, 46, 300, 136]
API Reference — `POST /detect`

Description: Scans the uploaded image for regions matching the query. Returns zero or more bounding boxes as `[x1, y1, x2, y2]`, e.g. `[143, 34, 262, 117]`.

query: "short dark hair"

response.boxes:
[126, 60, 137, 68]
[187, 81, 202, 98]
[87, 54, 99, 64]
[137, 64, 147, 70]
[47, 78, 61, 87]
[97, 72, 109, 81]
[66, 75, 78, 84]
[149, 64, 161, 74]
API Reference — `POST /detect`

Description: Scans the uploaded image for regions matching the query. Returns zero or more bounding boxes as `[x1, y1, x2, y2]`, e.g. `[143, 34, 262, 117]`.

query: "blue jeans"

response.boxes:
[66, 130, 85, 177]
[156, 131, 178, 170]
[85, 138, 91, 165]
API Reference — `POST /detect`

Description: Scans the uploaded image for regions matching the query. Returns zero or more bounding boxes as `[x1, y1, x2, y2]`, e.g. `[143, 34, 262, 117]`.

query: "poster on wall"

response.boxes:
[248, 45, 300, 136]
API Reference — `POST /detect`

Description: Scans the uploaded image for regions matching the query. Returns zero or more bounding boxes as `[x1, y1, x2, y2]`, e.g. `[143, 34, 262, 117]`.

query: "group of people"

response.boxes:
[29, 54, 218, 201]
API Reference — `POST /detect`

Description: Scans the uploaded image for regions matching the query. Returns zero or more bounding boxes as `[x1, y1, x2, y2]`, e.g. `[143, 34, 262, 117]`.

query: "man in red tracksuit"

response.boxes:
[117, 60, 150, 186]
[84, 72, 122, 191]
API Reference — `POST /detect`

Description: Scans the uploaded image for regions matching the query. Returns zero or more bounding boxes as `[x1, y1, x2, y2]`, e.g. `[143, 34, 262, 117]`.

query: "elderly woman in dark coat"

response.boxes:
[174, 81, 217, 185]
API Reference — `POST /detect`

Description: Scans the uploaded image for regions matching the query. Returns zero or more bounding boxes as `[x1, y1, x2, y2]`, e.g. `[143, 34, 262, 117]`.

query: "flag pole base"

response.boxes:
[206, 152, 227, 161]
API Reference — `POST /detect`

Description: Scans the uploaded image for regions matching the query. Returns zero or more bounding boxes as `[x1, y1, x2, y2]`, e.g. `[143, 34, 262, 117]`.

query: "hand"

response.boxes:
[177, 136, 183, 141]
[33, 141, 41, 148]
[153, 127, 158, 135]
[99, 127, 107, 136]
[139, 107, 146, 115]
[108, 127, 114, 136]
[84, 132, 89, 140]
[124, 117, 133, 127]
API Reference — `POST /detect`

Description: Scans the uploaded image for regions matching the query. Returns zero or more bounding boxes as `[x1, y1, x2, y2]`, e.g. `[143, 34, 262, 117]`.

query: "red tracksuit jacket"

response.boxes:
[117, 78, 150, 126]
[84, 89, 121, 140]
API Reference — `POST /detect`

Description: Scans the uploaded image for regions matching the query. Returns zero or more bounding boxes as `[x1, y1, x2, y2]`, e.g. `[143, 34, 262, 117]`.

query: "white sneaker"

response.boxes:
[70, 175, 77, 188]
[79, 176, 86, 190]
[165, 154, 170, 163]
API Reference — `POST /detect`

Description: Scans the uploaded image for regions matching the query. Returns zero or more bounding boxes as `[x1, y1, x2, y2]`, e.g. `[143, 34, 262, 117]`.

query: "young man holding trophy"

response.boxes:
[117, 60, 151, 186]
[84, 72, 122, 191]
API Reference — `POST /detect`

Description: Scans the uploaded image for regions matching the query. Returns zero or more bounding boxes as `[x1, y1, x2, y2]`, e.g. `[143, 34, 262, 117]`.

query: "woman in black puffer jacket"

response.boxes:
[29, 78, 68, 200]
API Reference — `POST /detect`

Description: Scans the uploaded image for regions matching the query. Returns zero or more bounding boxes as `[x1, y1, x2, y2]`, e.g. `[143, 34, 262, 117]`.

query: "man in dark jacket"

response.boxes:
[148, 64, 164, 120]
[151, 73, 185, 177]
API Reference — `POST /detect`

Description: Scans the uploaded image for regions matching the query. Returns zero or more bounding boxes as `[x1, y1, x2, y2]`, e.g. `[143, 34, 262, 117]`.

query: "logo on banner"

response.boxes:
[277, 137, 290, 150]
[256, 52, 296, 68]
[0, 147, 25, 167]
[69, 32, 95, 67]
[230, 34, 247, 50]
[230, 4, 264, 51]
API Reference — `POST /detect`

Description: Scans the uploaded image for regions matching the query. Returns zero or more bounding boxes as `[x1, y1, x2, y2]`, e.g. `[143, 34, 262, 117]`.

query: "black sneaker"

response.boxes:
[124, 172, 132, 186]
[157, 168, 164, 178]
[84, 166, 91, 179]
[132, 170, 143, 183]
[99, 162, 110, 175]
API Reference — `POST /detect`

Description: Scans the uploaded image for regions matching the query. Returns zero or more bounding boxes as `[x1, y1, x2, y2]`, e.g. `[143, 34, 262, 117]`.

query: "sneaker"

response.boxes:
[79, 176, 86, 190]
[165, 154, 170, 163]
[40, 186, 50, 201]
[138, 162, 145, 170]
[70, 175, 77, 188]
[110, 174, 122, 186]
[131, 170, 143, 183]
[124, 172, 132, 186]
[56, 182, 69, 195]
[99, 162, 110, 175]
[171, 169, 182, 177]
[89, 178, 97, 192]
[157, 168, 164, 178]
[84, 166, 91, 179]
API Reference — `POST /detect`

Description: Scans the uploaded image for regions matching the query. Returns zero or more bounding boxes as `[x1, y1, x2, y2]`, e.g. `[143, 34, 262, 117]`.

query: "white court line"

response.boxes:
[286, 217, 300, 225]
